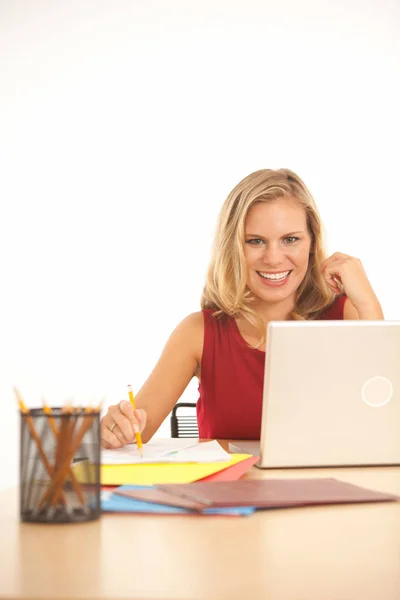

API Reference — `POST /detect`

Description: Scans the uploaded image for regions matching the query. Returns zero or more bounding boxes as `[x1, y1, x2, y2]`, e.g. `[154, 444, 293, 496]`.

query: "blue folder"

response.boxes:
[101, 485, 255, 516]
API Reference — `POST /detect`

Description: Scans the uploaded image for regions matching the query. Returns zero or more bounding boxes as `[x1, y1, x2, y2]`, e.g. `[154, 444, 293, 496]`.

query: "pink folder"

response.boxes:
[195, 455, 259, 482]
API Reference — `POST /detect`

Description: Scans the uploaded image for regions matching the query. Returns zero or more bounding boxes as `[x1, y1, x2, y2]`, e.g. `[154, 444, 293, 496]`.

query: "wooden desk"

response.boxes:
[1, 443, 400, 600]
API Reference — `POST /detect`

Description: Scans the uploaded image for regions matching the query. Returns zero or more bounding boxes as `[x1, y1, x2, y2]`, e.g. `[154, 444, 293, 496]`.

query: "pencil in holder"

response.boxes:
[19, 406, 101, 523]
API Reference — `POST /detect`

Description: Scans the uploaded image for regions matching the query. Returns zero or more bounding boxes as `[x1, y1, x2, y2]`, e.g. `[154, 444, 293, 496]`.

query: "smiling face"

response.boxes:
[244, 196, 312, 308]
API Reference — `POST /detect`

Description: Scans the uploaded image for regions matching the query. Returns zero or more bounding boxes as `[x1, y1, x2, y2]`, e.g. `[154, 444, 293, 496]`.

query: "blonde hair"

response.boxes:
[201, 168, 336, 347]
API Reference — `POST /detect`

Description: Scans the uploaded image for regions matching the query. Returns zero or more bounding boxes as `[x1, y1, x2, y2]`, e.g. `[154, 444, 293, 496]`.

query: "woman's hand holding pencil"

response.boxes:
[100, 389, 147, 450]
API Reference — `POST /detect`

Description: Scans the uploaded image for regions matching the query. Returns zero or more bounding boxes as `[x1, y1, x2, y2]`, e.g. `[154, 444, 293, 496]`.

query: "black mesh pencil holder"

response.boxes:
[20, 407, 101, 523]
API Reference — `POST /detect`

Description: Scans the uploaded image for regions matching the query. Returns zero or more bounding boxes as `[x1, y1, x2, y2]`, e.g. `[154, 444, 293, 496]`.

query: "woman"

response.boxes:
[100, 168, 383, 447]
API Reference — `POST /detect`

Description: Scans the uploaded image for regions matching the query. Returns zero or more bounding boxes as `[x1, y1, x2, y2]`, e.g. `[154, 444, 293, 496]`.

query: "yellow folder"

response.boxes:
[100, 453, 252, 486]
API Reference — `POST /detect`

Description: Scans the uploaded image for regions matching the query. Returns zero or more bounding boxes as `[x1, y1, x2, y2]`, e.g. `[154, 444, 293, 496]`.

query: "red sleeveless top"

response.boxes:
[197, 295, 346, 439]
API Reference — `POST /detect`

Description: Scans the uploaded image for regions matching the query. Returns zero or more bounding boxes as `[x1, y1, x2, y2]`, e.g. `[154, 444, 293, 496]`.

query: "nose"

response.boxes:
[262, 242, 284, 267]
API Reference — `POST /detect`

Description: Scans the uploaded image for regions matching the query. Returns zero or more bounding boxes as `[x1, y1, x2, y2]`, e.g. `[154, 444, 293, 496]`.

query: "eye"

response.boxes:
[245, 238, 265, 246]
[283, 236, 299, 245]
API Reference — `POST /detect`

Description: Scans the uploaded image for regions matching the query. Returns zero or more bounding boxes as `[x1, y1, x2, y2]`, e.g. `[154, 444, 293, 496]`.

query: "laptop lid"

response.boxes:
[258, 320, 400, 468]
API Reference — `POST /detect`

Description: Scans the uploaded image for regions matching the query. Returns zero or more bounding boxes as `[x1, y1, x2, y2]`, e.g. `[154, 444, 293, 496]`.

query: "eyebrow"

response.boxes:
[245, 231, 305, 238]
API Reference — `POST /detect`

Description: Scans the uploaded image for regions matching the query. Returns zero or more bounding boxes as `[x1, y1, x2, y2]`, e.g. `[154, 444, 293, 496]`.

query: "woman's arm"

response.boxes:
[343, 297, 384, 320]
[134, 312, 204, 441]
[100, 311, 204, 447]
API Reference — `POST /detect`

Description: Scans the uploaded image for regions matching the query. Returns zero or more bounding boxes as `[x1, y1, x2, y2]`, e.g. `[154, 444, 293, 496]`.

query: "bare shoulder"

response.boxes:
[169, 311, 204, 364]
[174, 311, 204, 336]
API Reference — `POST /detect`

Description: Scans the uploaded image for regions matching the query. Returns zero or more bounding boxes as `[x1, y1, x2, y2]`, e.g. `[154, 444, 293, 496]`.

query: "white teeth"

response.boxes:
[258, 271, 290, 280]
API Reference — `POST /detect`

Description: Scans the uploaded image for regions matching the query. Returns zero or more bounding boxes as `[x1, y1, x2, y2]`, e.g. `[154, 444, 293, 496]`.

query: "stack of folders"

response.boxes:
[96, 439, 399, 517]
[103, 478, 399, 516]
[98, 440, 259, 516]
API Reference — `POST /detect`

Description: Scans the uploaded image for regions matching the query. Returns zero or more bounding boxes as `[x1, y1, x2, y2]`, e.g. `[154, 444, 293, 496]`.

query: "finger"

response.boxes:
[329, 252, 350, 261]
[326, 280, 342, 294]
[107, 420, 127, 445]
[101, 422, 123, 449]
[119, 400, 136, 419]
[333, 275, 345, 291]
[324, 262, 344, 278]
[134, 409, 147, 433]
[324, 272, 342, 294]
[102, 438, 113, 449]
[322, 252, 349, 270]
[101, 413, 125, 445]
[119, 400, 143, 438]
[323, 265, 343, 290]
[136, 409, 147, 433]
[109, 404, 137, 443]
[120, 400, 145, 436]
[102, 407, 130, 445]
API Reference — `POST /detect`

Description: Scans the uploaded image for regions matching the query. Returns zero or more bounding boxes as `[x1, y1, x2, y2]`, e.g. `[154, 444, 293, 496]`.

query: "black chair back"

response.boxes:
[170, 402, 198, 438]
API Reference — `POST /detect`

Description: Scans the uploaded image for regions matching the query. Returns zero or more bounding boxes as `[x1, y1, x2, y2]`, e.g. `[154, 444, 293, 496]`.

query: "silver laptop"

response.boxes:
[232, 320, 400, 468]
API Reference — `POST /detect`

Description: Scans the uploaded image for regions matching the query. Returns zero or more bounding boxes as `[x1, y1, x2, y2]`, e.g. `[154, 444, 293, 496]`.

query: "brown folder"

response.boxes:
[122, 478, 399, 511]
[116, 488, 207, 510]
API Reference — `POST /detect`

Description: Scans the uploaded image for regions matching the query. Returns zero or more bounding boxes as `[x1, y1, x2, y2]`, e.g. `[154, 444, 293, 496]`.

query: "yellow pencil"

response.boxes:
[127, 384, 143, 457]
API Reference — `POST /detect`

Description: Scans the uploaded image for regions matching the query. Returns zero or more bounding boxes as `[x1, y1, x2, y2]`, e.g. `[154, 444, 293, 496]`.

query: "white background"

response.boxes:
[1, 0, 399, 490]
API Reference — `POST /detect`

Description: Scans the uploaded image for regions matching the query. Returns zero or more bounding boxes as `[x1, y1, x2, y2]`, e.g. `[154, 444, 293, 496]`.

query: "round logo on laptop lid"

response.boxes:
[362, 376, 393, 407]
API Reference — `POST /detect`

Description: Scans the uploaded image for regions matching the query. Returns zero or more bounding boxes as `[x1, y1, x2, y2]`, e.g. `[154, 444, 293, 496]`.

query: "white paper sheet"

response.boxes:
[101, 439, 231, 465]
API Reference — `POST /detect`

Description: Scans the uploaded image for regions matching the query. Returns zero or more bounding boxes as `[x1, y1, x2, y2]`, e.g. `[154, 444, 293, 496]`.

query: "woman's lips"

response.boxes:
[256, 270, 292, 287]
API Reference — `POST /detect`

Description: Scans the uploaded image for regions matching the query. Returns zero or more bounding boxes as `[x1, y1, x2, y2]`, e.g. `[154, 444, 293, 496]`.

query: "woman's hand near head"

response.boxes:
[322, 252, 384, 319]
[101, 401, 147, 449]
